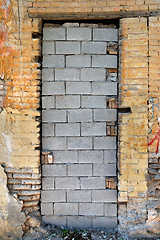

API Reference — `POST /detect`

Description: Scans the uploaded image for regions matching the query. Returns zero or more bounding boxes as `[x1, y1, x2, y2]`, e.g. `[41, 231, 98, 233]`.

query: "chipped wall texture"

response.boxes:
[0, 0, 160, 237]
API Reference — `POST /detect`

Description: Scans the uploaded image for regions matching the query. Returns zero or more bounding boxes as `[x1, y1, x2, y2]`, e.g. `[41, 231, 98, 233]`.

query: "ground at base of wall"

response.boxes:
[22, 223, 160, 240]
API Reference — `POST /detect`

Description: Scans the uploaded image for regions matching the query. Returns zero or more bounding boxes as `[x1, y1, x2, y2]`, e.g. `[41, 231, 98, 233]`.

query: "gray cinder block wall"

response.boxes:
[41, 23, 118, 229]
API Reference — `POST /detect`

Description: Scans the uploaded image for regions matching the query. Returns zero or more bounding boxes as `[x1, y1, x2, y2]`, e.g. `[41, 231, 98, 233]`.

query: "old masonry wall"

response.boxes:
[0, 0, 160, 238]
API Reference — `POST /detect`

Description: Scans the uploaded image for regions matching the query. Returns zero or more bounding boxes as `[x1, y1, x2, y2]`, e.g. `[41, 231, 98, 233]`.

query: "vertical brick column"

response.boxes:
[41, 23, 118, 228]
[118, 17, 149, 232]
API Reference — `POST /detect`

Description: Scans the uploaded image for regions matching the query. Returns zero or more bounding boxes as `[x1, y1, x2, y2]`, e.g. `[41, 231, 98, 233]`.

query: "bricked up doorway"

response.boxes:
[41, 21, 118, 229]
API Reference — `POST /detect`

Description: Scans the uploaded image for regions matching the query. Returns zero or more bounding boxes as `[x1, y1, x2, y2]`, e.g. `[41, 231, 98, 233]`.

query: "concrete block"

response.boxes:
[66, 55, 91, 68]
[42, 110, 66, 122]
[68, 137, 92, 150]
[56, 41, 80, 54]
[93, 28, 118, 42]
[42, 96, 55, 109]
[94, 137, 116, 150]
[55, 123, 80, 136]
[41, 203, 53, 215]
[68, 164, 92, 176]
[42, 123, 54, 137]
[92, 217, 117, 228]
[67, 28, 91, 40]
[80, 177, 105, 189]
[81, 123, 106, 136]
[92, 82, 117, 95]
[42, 137, 67, 151]
[54, 203, 78, 215]
[81, 96, 106, 108]
[79, 203, 103, 216]
[68, 109, 92, 123]
[67, 216, 91, 229]
[94, 109, 117, 122]
[105, 203, 117, 217]
[55, 177, 80, 189]
[43, 27, 65, 40]
[93, 164, 116, 176]
[41, 190, 66, 202]
[92, 190, 117, 202]
[79, 150, 103, 164]
[104, 150, 117, 164]
[43, 55, 65, 68]
[81, 68, 106, 81]
[81, 42, 106, 54]
[55, 68, 80, 81]
[66, 82, 91, 94]
[56, 95, 80, 109]
[42, 164, 66, 177]
[53, 151, 78, 163]
[67, 190, 91, 202]
[42, 215, 66, 227]
[43, 41, 55, 54]
[42, 177, 54, 190]
[42, 82, 65, 95]
[92, 55, 117, 68]
[42, 68, 54, 81]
